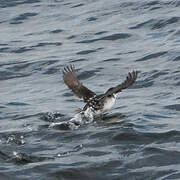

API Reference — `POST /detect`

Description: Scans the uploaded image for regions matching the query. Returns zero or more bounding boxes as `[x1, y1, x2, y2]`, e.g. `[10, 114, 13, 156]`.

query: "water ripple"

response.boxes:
[136, 51, 167, 62]
[152, 17, 180, 30]
[113, 130, 180, 144]
[76, 33, 131, 43]
[165, 104, 180, 111]
[10, 12, 38, 24]
[76, 49, 100, 55]
[0, 0, 40, 8]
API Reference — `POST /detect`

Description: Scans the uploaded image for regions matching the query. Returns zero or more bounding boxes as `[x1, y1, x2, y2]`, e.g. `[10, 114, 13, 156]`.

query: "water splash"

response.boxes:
[6, 134, 25, 145]
[49, 107, 95, 130]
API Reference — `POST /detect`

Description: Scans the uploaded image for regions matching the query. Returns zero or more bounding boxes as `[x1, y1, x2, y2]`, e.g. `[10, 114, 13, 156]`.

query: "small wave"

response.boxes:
[0, 60, 27, 67]
[136, 51, 167, 62]
[130, 16, 180, 31]
[134, 79, 153, 88]
[176, 1, 180, 7]
[71, 3, 84, 8]
[76, 49, 98, 55]
[152, 17, 180, 30]
[0, 0, 40, 8]
[7, 102, 29, 106]
[30, 42, 62, 48]
[77, 69, 99, 80]
[7, 43, 61, 54]
[67, 35, 76, 39]
[87, 17, 98, 22]
[57, 144, 83, 157]
[173, 55, 180, 61]
[136, 70, 169, 88]
[70, 58, 87, 63]
[50, 29, 63, 34]
[11, 47, 33, 53]
[94, 31, 107, 35]
[0, 47, 10, 53]
[130, 19, 155, 29]
[0, 70, 30, 80]
[10, 12, 38, 24]
[165, 104, 180, 111]
[113, 130, 180, 144]
[76, 33, 131, 43]
[103, 58, 120, 62]
[0, 60, 59, 80]
[0, 105, 6, 109]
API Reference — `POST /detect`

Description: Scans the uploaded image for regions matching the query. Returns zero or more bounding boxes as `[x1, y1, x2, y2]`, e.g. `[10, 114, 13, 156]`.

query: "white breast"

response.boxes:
[103, 97, 115, 111]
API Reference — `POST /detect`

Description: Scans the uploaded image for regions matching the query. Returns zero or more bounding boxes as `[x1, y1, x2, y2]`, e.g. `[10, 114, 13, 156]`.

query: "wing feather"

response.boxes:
[105, 71, 138, 95]
[63, 65, 96, 102]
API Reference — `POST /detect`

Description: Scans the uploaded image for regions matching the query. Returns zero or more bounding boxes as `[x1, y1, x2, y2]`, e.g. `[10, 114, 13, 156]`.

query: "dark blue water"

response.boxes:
[0, 0, 180, 179]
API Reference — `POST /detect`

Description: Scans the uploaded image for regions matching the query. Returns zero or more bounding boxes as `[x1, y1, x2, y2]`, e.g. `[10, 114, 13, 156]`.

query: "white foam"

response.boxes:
[70, 107, 94, 125]
[49, 107, 95, 130]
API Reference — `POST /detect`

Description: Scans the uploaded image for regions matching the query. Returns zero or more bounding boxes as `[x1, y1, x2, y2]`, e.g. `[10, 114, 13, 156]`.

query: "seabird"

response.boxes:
[63, 65, 138, 115]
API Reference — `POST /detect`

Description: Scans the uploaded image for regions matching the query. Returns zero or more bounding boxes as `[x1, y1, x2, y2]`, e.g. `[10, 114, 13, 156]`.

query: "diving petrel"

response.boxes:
[63, 65, 138, 115]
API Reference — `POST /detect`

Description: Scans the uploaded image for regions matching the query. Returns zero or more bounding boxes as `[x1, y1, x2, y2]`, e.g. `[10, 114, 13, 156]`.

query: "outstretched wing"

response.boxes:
[63, 65, 96, 102]
[105, 71, 138, 95]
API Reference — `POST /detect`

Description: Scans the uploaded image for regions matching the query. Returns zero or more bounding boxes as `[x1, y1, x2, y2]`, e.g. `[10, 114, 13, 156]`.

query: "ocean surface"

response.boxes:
[0, 0, 180, 179]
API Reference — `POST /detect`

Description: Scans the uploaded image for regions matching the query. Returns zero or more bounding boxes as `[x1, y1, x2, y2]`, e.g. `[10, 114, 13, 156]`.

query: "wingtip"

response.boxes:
[62, 65, 75, 73]
[134, 70, 138, 79]
[130, 70, 138, 79]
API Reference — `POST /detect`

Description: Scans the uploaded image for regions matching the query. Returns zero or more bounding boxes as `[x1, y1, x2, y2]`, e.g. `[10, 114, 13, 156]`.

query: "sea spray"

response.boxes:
[49, 107, 94, 130]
